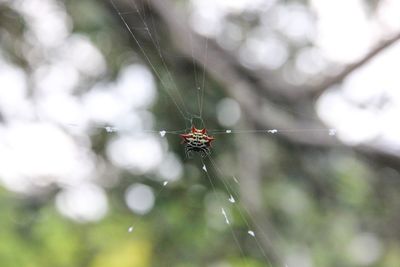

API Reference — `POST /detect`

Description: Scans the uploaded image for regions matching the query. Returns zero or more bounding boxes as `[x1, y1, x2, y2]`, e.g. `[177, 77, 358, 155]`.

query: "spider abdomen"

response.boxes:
[180, 127, 215, 158]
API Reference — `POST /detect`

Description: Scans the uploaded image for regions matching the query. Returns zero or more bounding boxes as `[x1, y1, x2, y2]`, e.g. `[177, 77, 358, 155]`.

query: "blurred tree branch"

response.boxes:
[309, 31, 400, 98]
[236, 31, 400, 100]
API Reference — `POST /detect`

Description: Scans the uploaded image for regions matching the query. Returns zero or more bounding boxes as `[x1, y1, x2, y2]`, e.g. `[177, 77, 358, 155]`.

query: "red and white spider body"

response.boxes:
[180, 127, 215, 157]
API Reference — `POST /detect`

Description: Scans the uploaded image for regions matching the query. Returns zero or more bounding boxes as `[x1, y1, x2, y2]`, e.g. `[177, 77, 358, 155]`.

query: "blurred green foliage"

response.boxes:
[1, 0, 400, 267]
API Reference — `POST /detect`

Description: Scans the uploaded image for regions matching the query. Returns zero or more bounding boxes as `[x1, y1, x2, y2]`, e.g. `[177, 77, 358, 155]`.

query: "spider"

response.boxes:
[180, 126, 215, 158]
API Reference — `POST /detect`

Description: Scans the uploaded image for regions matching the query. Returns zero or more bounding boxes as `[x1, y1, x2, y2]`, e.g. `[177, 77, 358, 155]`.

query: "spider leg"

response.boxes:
[185, 145, 193, 159]
[184, 145, 188, 158]
[200, 147, 210, 158]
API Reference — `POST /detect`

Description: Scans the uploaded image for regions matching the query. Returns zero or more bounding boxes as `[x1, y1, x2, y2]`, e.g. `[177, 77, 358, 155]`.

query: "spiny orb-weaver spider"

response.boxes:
[180, 126, 215, 158]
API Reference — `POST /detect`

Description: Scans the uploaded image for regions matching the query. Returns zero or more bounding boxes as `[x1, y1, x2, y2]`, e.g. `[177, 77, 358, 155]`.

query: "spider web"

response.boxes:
[107, 1, 338, 266]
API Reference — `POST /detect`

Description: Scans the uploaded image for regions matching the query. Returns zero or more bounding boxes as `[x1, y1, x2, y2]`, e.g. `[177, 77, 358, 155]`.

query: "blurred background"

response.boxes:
[1, 0, 400, 266]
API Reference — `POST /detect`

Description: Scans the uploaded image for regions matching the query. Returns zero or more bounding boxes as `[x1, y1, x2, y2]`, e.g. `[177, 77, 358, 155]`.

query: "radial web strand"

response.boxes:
[207, 154, 287, 266]
[200, 158, 251, 266]
[110, 0, 193, 127]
